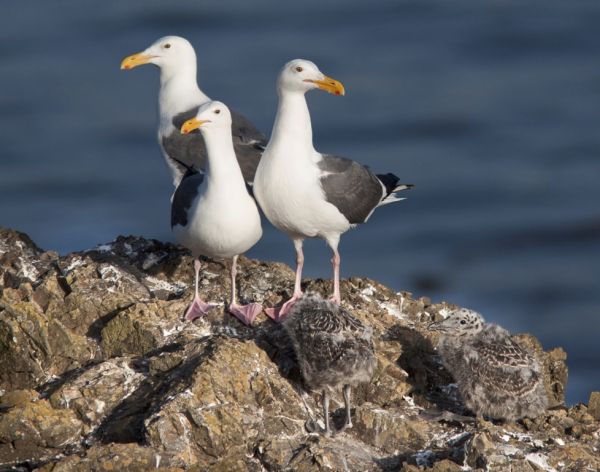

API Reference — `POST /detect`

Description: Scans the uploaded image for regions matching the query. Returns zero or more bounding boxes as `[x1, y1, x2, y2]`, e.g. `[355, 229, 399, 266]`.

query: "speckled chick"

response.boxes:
[283, 295, 376, 435]
[429, 308, 548, 422]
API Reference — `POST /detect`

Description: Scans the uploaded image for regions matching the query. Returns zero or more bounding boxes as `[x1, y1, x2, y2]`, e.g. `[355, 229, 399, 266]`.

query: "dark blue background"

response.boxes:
[1, 0, 599, 403]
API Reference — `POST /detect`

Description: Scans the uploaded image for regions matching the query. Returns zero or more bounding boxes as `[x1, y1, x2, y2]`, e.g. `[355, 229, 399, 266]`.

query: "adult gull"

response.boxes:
[253, 59, 413, 320]
[173, 101, 263, 326]
[121, 36, 266, 187]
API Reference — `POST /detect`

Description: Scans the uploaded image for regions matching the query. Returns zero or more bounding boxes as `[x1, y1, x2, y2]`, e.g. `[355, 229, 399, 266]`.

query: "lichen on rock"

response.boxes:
[0, 227, 598, 471]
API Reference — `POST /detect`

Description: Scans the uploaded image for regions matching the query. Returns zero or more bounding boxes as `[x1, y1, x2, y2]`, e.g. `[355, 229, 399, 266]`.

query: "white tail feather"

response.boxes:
[378, 194, 406, 207]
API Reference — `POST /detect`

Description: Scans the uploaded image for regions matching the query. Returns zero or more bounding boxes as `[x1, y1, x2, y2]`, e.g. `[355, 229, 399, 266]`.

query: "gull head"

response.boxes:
[278, 59, 345, 96]
[180, 101, 232, 135]
[428, 308, 485, 338]
[121, 36, 196, 72]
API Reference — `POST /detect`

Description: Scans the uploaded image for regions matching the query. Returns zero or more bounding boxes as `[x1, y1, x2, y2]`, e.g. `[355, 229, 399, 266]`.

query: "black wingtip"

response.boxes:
[376, 173, 414, 196]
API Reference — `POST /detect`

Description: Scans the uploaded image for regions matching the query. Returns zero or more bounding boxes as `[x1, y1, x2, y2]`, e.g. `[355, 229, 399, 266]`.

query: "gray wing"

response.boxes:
[317, 155, 387, 225]
[162, 108, 207, 183]
[171, 170, 204, 228]
[161, 107, 266, 185]
[231, 110, 267, 183]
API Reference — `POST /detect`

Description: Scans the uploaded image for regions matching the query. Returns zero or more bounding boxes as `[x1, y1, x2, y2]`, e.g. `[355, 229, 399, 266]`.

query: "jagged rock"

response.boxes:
[0, 390, 83, 467]
[143, 337, 308, 468]
[47, 358, 145, 435]
[100, 301, 188, 358]
[587, 391, 600, 421]
[35, 443, 182, 471]
[0, 299, 97, 392]
[0, 227, 596, 471]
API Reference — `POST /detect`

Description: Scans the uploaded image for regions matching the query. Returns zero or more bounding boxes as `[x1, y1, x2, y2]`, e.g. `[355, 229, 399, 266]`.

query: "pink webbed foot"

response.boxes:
[264, 295, 302, 322]
[328, 295, 341, 305]
[229, 302, 263, 326]
[184, 297, 219, 322]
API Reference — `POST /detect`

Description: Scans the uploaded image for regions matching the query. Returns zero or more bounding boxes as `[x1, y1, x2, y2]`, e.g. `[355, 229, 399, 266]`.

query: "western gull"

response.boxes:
[283, 295, 376, 436]
[429, 308, 548, 422]
[253, 59, 413, 320]
[121, 36, 266, 187]
[173, 101, 263, 326]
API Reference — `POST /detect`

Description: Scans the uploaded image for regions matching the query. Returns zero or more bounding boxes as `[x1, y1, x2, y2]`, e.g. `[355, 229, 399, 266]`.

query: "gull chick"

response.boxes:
[283, 295, 376, 435]
[429, 308, 548, 422]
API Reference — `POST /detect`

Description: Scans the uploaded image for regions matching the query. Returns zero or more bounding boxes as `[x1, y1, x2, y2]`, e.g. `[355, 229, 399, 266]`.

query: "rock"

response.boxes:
[0, 227, 596, 471]
[0, 390, 83, 467]
[143, 337, 308, 468]
[48, 358, 145, 435]
[353, 404, 431, 454]
[587, 391, 600, 420]
[35, 443, 183, 472]
[0, 299, 97, 392]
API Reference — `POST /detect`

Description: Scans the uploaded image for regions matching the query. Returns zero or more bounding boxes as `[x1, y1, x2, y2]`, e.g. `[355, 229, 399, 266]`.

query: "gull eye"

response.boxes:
[164, 43, 171, 49]
[460, 320, 467, 325]
[295, 66, 303, 72]
[214, 109, 221, 114]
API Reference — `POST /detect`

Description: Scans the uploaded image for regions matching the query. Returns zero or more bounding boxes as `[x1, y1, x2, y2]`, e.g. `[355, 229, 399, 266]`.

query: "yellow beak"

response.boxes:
[120, 52, 154, 70]
[181, 118, 209, 134]
[306, 75, 345, 96]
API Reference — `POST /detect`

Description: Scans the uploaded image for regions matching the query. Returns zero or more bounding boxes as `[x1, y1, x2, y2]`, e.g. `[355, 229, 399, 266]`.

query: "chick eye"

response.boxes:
[295, 66, 303, 72]
[164, 43, 171, 49]
[460, 320, 466, 325]
[214, 109, 221, 114]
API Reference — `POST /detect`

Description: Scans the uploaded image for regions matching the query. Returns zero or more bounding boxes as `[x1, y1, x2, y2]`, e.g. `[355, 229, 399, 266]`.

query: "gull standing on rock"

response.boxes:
[121, 36, 266, 187]
[173, 101, 263, 326]
[429, 308, 548, 422]
[283, 295, 376, 436]
[253, 59, 413, 320]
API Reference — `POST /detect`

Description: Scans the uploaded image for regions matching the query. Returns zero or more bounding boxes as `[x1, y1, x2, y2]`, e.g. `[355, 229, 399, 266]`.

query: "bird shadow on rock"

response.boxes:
[86, 303, 136, 340]
[386, 324, 466, 416]
[37, 361, 104, 400]
[95, 337, 214, 444]
[252, 322, 302, 385]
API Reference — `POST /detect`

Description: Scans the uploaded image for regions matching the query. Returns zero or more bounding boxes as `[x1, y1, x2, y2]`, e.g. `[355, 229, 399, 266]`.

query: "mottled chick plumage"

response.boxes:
[283, 295, 376, 434]
[430, 308, 548, 422]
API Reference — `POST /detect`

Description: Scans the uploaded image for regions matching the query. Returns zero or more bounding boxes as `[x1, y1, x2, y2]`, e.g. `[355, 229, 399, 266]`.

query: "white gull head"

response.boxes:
[180, 101, 232, 135]
[121, 36, 197, 79]
[277, 59, 345, 96]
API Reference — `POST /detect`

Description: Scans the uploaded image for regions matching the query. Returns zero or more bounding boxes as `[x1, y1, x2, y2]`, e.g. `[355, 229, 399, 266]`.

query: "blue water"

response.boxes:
[1, 1, 599, 404]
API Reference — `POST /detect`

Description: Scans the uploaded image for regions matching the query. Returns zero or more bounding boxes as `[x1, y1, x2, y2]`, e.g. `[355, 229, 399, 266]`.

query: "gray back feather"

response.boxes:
[162, 107, 266, 184]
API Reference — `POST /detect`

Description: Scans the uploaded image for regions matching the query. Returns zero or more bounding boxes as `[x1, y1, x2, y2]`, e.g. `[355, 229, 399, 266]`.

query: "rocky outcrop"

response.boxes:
[0, 227, 598, 471]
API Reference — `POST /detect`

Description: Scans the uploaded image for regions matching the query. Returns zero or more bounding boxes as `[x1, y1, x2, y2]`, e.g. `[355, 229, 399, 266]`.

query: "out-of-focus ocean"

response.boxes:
[1, 0, 599, 404]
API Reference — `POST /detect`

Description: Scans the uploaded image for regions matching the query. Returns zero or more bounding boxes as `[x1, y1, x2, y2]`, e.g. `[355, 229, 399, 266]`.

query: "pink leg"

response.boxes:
[228, 256, 262, 326]
[185, 258, 218, 321]
[326, 237, 341, 305]
[330, 248, 341, 304]
[265, 239, 304, 322]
